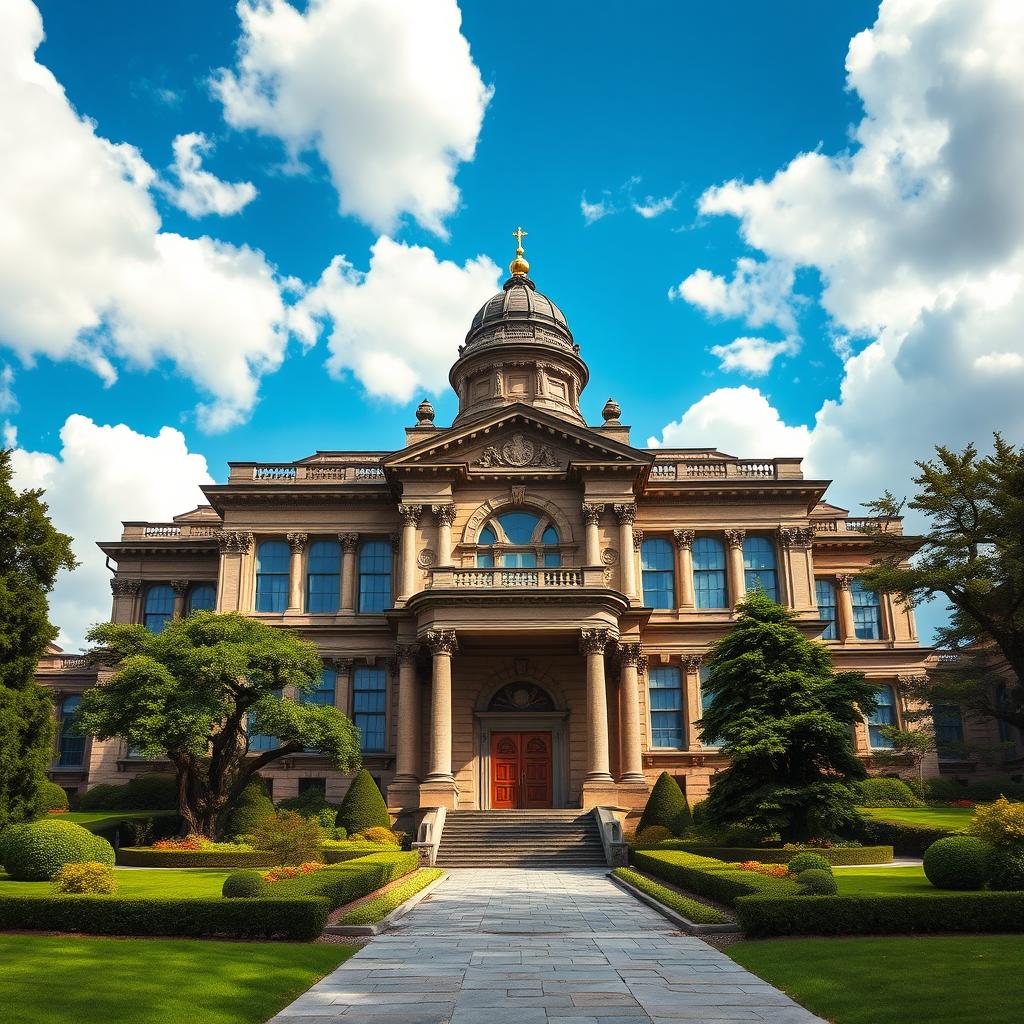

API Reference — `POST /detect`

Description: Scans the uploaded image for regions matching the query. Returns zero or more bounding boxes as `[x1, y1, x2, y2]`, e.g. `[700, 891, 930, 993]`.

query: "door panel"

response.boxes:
[490, 731, 553, 808]
[491, 732, 519, 809]
[521, 731, 552, 808]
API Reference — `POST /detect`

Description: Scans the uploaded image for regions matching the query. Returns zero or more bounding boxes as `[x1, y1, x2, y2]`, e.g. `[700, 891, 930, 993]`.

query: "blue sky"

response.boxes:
[7, 0, 1023, 646]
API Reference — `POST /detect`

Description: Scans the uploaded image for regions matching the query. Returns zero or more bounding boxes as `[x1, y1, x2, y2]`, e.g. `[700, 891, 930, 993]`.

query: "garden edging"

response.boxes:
[324, 870, 449, 936]
[607, 871, 737, 934]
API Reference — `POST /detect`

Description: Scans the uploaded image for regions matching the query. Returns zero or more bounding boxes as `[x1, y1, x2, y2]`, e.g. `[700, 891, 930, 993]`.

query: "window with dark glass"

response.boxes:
[187, 584, 216, 614]
[934, 704, 965, 758]
[306, 539, 341, 613]
[743, 536, 778, 601]
[300, 668, 336, 707]
[815, 579, 838, 639]
[475, 512, 561, 568]
[648, 665, 684, 748]
[143, 584, 174, 633]
[56, 695, 84, 768]
[693, 537, 727, 608]
[358, 540, 392, 612]
[641, 538, 675, 608]
[996, 683, 1017, 744]
[255, 540, 289, 613]
[868, 684, 896, 748]
[698, 665, 722, 748]
[851, 579, 882, 639]
[353, 666, 387, 752]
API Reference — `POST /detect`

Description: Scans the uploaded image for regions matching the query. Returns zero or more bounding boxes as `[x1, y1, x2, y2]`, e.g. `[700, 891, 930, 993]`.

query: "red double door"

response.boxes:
[490, 731, 553, 808]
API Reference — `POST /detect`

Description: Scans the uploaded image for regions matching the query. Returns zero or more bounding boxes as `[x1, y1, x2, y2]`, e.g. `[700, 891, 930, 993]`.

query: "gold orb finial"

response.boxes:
[509, 225, 530, 277]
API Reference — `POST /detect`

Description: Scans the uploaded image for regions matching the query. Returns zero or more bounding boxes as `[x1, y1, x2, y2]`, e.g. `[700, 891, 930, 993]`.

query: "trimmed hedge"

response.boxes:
[116, 847, 277, 868]
[337, 769, 391, 835]
[631, 850, 798, 906]
[637, 772, 692, 836]
[77, 774, 178, 812]
[225, 779, 275, 838]
[857, 777, 923, 808]
[34, 781, 70, 814]
[339, 868, 445, 925]
[3, 820, 115, 880]
[612, 867, 731, 925]
[735, 892, 1024, 937]
[922, 836, 993, 890]
[855, 816, 958, 856]
[635, 843, 893, 865]
[321, 842, 397, 864]
[0, 895, 328, 940]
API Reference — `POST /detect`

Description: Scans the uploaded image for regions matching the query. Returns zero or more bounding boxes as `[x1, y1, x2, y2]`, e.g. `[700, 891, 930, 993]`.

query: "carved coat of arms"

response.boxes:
[475, 433, 559, 469]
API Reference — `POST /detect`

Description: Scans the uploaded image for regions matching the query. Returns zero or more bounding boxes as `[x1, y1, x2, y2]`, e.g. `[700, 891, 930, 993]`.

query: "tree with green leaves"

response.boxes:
[701, 591, 878, 843]
[0, 449, 77, 830]
[78, 611, 361, 837]
[861, 436, 1024, 734]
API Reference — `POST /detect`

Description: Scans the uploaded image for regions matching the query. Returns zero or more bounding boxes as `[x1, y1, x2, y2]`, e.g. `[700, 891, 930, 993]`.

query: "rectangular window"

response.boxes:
[306, 540, 341, 613]
[693, 537, 727, 609]
[641, 538, 675, 609]
[255, 541, 290, 613]
[868, 685, 896, 749]
[300, 668, 336, 707]
[851, 579, 882, 640]
[248, 688, 282, 752]
[815, 579, 838, 640]
[56, 696, 85, 768]
[648, 665, 684, 749]
[742, 537, 778, 601]
[358, 541, 393, 613]
[698, 665, 722, 748]
[353, 666, 387, 752]
[502, 550, 538, 568]
[934, 704, 965, 759]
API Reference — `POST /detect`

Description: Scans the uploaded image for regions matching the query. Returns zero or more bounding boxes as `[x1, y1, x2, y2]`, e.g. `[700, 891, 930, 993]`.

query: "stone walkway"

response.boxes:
[269, 868, 825, 1024]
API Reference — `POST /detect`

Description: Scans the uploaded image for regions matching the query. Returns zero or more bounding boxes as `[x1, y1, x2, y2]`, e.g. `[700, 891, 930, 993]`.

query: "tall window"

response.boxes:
[306, 539, 341, 613]
[851, 579, 882, 639]
[188, 584, 216, 614]
[698, 665, 721, 748]
[693, 537, 727, 608]
[358, 540, 392, 612]
[353, 666, 387, 752]
[143, 584, 174, 633]
[934, 704, 965, 759]
[815, 579, 838, 640]
[56, 695, 84, 768]
[300, 668, 336, 707]
[996, 683, 1017, 745]
[475, 511, 561, 568]
[641, 538, 675, 608]
[255, 540, 289, 613]
[867, 684, 896, 749]
[648, 665, 684, 748]
[743, 536, 778, 601]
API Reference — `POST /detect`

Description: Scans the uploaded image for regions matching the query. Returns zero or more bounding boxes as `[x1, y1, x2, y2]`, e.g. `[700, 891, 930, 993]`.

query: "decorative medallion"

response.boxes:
[417, 548, 436, 568]
[488, 683, 556, 713]
[601, 547, 618, 566]
[475, 433, 560, 469]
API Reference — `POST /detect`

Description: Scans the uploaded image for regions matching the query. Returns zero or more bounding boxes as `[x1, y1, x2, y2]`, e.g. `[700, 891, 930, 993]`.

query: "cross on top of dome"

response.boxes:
[509, 224, 530, 277]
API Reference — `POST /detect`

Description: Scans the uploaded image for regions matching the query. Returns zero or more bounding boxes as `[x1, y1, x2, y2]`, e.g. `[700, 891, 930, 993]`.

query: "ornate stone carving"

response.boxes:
[835, 573, 854, 590]
[395, 644, 420, 665]
[325, 657, 353, 675]
[398, 504, 423, 527]
[602, 398, 622, 423]
[636, 653, 649, 676]
[603, 567, 614, 585]
[510, 485, 527, 505]
[216, 530, 252, 553]
[339, 532, 359, 552]
[432, 504, 457, 526]
[683, 654, 704, 672]
[417, 548, 436, 568]
[423, 629, 457, 655]
[673, 529, 695, 550]
[287, 532, 307, 553]
[170, 580, 189, 595]
[618, 642, 642, 667]
[582, 503, 604, 525]
[601, 547, 618, 566]
[613, 503, 636, 525]
[779, 526, 816, 549]
[632, 529, 644, 551]
[724, 528, 746, 549]
[389, 531, 401, 552]
[475, 433, 559, 469]
[897, 674, 928, 689]
[415, 398, 435, 425]
[110, 577, 141, 596]
[580, 627, 611, 656]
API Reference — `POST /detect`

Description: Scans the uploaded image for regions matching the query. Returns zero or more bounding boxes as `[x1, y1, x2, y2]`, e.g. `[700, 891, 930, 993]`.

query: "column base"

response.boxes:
[581, 781, 626, 810]
[386, 780, 422, 811]
[418, 779, 460, 809]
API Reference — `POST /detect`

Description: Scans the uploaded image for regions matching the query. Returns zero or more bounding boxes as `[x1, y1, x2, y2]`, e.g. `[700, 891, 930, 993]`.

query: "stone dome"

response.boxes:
[464, 276, 574, 350]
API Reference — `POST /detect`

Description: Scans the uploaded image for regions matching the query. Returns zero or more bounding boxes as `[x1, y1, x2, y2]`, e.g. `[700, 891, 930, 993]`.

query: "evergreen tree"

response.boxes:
[337, 768, 391, 834]
[0, 449, 77, 830]
[701, 591, 877, 843]
[637, 771, 692, 836]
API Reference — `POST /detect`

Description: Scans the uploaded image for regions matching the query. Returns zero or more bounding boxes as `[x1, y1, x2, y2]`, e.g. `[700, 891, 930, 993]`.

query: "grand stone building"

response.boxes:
[40, 234, 1018, 815]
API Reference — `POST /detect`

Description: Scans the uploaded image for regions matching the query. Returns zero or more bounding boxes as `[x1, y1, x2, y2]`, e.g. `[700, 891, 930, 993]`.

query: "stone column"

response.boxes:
[110, 577, 141, 625]
[397, 505, 423, 602]
[285, 533, 307, 612]
[633, 529, 645, 601]
[339, 533, 358, 613]
[836, 573, 856, 641]
[171, 579, 189, 618]
[673, 530, 695, 609]
[432, 504, 456, 567]
[725, 529, 746, 607]
[216, 530, 252, 612]
[581, 628, 613, 783]
[617, 642, 645, 783]
[582, 503, 604, 565]
[333, 658, 353, 717]
[614, 504, 637, 598]
[683, 655, 704, 749]
[393, 644, 422, 784]
[423, 629, 457, 785]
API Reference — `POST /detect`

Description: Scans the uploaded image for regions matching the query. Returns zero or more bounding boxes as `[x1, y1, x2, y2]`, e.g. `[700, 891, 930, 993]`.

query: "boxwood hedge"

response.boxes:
[630, 850, 798, 906]
[116, 847, 278, 868]
[633, 843, 893, 865]
[855, 816, 958, 856]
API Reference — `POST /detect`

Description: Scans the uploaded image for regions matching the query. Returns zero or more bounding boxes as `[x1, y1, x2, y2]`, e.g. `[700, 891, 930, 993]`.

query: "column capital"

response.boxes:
[339, 532, 359, 552]
[423, 629, 457, 655]
[287, 532, 308, 553]
[896, 674, 928, 689]
[673, 528, 695, 550]
[431, 504, 457, 526]
[582, 503, 605, 525]
[835, 572, 855, 590]
[326, 656, 353, 675]
[217, 529, 252, 553]
[617, 641, 643, 667]
[683, 654, 704, 672]
[632, 528, 644, 551]
[170, 579, 189, 596]
[580, 627, 612, 656]
[779, 525, 816, 549]
[395, 643, 421, 664]
[398, 504, 424, 527]
[110, 577, 141, 595]
[613, 502, 636, 525]
[724, 528, 746, 549]
[636, 653, 649, 676]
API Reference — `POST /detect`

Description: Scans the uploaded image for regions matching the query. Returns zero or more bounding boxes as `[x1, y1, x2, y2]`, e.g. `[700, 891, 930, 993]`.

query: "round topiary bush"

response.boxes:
[797, 868, 838, 895]
[987, 848, 1024, 891]
[224, 778, 275, 838]
[337, 769, 391, 835]
[923, 836, 993, 890]
[78, 783, 127, 811]
[858, 777, 923, 808]
[34, 781, 69, 814]
[787, 852, 833, 874]
[637, 772, 692, 836]
[124, 773, 178, 810]
[222, 869, 264, 898]
[2, 819, 115, 881]
[636, 825, 674, 845]
[52, 861, 118, 894]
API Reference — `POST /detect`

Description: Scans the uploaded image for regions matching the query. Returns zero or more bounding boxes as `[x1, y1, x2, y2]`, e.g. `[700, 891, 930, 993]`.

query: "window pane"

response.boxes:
[693, 537, 727, 608]
[188, 584, 216, 614]
[353, 667, 387, 752]
[996, 684, 1016, 744]
[502, 550, 537, 568]
[743, 537, 777, 600]
[300, 668, 336, 707]
[477, 551, 494, 568]
[144, 585, 174, 633]
[642, 538, 675, 609]
[256, 541, 290, 614]
[934, 704, 964, 757]
[496, 512, 540, 544]
[815, 579, 838, 639]
[478, 525, 496, 546]
[851, 579, 882, 640]
[648, 666, 684, 749]
[358, 541, 392, 612]
[543, 551, 562, 567]
[307, 540, 340, 574]
[257, 541, 290, 574]
[57, 695, 84, 767]
[868, 684, 895, 748]
[541, 525, 559, 544]
[699, 665, 721, 748]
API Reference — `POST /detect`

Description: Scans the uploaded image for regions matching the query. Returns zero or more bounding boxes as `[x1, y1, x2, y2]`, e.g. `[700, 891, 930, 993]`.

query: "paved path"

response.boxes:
[269, 868, 824, 1024]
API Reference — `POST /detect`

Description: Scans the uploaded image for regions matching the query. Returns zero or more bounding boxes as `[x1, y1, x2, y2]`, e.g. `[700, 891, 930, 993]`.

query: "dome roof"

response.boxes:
[464, 275, 574, 348]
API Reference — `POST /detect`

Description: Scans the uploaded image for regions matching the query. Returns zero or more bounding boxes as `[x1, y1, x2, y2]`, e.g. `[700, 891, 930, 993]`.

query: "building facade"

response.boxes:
[42, 236, 1017, 815]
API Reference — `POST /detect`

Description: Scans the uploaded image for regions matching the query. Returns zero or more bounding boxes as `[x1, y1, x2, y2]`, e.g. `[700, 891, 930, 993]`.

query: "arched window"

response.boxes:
[648, 665, 684, 748]
[306, 539, 340, 613]
[57, 695, 84, 768]
[698, 665, 721, 748]
[255, 540, 289, 613]
[815, 579, 838, 640]
[300, 667, 336, 707]
[641, 538, 675, 609]
[743, 536, 778, 601]
[143, 585, 174, 633]
[475, 511, 561, 568]
[851, 579, 882, 639]
[868, 684, 896, 749]
[353, 666, 387, 751]
[187, 584, 216, 614]
[693, 537, 727, 608]
[934, 704, 965, 759]
[358, 540, 392, 613]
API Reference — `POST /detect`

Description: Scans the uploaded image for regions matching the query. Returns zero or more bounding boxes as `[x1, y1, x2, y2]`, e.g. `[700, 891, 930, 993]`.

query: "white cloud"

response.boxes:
[656, 0, 1024, 517]
[10, 415, 213, 650]
[0, 0, 291, 431]
[214, 0, 491, 236]
[164, 132, 257, 217]
[632, 193, 677, 219]
[709, 336, 800, 376]
[581, 194, 612, 225]
[294, 236, 500, 402]
[0, 365, 16, 414]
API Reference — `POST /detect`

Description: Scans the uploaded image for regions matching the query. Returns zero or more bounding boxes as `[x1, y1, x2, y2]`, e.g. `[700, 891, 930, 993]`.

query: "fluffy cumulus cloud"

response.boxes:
[656, 0, 1024, 511]
[293, 236, 500, 402]
[0, 0, 290, 431]
[10, 415, 213, 650]
[214, 0, 491, 236]
[164, 132, 257, 217]
[708, 335, 800, 376]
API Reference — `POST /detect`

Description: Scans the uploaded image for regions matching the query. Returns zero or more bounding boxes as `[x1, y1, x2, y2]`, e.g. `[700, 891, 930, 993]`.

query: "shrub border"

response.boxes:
[116, 847, 277, 868]
[630, 849, 799, 905]
[634, 843, 893, 865]
[609, 869, 735, 933]
[326, 869, 447, 935]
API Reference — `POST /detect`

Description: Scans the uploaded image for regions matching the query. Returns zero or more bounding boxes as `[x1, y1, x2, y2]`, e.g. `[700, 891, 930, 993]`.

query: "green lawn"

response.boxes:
[0, 868, 231, 898]
[730, 935, 1024, 1024]
[860, 806, 973, 829]
[1, 934, 354, 1024]
[832, 865, 958, 895]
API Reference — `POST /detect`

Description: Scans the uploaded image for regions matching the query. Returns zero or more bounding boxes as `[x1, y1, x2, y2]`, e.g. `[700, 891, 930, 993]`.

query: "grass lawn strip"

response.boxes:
[833, 865, 961, 896]
[860, 807, 973, 829]
[0, 933, 355, 1024]
[729, 935, 1024, 1024]
[1, 868, 231, 899]
[611, 867, 733, 926]
[337, 868, 445, 925]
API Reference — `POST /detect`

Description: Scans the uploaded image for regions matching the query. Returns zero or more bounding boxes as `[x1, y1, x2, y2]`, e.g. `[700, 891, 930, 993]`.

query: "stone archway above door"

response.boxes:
[488, 682, 556, 713]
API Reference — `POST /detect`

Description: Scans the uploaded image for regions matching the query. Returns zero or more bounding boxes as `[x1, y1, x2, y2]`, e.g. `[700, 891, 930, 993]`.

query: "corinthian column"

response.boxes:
[286, 533, 307, 612]
[673, 530, 695, 609]
[339, 533, 358, 613]
[617, 642, 645, 783]
[581, 628, 613, 783]
[614, 504, 637, 598]
[724, 529, 746, 607]
[582, 503, 604, 565]
[432, 504, 456, 567]
[423, 629, 457, 783]
[836, 573, 856, 641]
[393, 644, 422, 784]
[171, 579, 189, 618]
[397, 505, 423, 601]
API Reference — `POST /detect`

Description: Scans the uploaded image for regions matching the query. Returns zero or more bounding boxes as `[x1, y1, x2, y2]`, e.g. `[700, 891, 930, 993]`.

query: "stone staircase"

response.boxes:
[435, 809, 607, 868]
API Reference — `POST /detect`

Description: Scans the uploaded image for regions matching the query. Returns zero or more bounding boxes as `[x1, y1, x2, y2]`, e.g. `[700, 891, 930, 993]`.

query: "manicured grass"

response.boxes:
[729, 935, 1024, 1024]
[860, 806, 973, 829]
[832, 865, 962, 896]
[339, 867, 445, 924]
[612, 867, 732, 924]
[0, 868, 231, 898]
[1, 934, 354, 1024]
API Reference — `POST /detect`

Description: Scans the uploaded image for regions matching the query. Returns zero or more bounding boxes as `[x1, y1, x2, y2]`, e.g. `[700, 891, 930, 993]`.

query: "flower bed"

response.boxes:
[633, 842, 893, 865]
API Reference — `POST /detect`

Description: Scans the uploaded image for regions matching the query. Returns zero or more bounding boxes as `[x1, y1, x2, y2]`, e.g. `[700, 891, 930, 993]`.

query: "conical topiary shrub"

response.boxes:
[337, 769, 391, 834]
[637, 772, 692, 836]
[224, 777, 274, 838]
